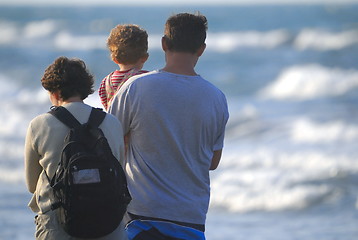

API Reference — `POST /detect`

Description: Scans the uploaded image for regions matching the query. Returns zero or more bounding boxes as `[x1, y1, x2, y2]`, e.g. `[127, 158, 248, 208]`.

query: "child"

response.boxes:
[99, 24, 149, 110]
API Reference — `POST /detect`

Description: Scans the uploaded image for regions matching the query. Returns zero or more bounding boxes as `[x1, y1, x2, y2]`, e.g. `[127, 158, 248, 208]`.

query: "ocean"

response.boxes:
[1, 4, 358, 240]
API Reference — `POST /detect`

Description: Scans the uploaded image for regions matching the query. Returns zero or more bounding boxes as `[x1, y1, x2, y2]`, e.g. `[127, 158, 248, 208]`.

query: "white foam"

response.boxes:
[0, 21, 18, 45]
[206, 30, 290, 52]
[291, 118, 358, 144]
[0, 167, 25, 184]
[23, 20, 57, 39]
[0, 140, 25, 161]
[54, 31, 107, 50]
[0, 77, 48, 136]
[0, 74, 49, 176]
[0, 20, 58, 46]
[294, 29, 358, 51]
[258, 64, 358, 100]
[210, 145, 357, 212]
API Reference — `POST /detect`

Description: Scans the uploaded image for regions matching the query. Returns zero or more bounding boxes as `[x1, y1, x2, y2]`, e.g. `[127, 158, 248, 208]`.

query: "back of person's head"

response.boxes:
[164, 12, 208, 54]
[41, 56, 94, 100]
[107, 24, 148, 65]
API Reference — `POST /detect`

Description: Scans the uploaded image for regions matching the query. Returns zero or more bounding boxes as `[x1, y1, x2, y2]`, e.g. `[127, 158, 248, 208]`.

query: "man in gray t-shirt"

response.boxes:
[109, 12, 229, 240]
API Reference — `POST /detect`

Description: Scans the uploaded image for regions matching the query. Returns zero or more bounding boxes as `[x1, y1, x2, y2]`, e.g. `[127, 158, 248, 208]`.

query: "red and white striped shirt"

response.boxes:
[99, 69, 148, 110]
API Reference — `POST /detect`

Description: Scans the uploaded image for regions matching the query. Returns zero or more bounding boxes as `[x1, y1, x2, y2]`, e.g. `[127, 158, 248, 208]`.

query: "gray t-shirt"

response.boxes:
[109, 70, 229, 225]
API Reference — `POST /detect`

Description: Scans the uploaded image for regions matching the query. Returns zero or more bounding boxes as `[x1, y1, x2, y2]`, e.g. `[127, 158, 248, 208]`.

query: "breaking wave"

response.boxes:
[258, 64, 358, 100]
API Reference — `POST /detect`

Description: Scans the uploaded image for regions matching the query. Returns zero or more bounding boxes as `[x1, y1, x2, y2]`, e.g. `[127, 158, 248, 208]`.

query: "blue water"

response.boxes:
[0, 4, 358, 240]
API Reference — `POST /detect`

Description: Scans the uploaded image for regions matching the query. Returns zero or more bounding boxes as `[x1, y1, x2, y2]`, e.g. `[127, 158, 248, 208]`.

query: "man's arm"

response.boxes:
[210, 149, 222, 170]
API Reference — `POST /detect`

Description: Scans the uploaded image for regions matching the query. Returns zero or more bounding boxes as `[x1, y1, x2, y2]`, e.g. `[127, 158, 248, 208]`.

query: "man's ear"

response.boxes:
[141, 53, 149, 63]
[197, 43, 206, 57]
[161, 36, 168, 51]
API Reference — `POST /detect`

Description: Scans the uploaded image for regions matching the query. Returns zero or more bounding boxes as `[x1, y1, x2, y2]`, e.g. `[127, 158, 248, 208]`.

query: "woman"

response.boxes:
[24, 56, 127, 240]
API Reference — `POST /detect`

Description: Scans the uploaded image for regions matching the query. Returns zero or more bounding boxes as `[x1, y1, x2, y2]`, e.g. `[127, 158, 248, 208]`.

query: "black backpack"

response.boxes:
[46, 106, 131, 238]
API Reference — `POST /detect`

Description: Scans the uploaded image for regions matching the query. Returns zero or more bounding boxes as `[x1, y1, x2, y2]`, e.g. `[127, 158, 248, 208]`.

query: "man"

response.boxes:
[109, 12, 229, 240]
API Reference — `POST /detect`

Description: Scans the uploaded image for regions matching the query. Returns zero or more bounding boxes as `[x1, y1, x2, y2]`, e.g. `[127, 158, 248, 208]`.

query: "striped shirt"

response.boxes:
[99, 69, 148, 110]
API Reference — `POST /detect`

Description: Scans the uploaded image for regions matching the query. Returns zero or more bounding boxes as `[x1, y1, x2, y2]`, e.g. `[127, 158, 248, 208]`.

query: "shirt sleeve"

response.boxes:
[24, 121, 42, 193]
[213, 96, 229, 151]
[99, 76, 109, 110]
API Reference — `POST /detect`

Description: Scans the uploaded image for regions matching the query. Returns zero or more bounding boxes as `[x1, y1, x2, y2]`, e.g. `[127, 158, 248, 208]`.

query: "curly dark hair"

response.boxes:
[41, 57, 94, 100]
[164, 12, 208, 53]
[107, 24, 148, 64]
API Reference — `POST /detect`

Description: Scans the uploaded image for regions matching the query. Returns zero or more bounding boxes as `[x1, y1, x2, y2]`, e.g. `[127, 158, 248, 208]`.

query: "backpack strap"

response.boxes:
[48, 106, 81, 129]
[87, 107, 106, 128]
[49, 106, 106, 129]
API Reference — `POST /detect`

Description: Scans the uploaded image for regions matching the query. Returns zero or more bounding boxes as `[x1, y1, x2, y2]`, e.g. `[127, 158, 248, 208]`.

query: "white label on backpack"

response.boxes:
[72, 169, 101, 184]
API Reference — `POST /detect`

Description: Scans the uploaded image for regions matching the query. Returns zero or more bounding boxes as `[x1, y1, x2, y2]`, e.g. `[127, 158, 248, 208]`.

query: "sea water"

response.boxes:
[0, 4, 358, 240]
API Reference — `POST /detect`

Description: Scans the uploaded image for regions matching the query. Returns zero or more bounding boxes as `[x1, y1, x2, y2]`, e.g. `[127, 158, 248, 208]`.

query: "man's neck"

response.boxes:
[162, 51, 198, 76]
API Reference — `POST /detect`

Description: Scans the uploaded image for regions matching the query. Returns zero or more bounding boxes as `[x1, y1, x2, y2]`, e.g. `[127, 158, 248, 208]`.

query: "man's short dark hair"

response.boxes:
[164, 12, 208, 53]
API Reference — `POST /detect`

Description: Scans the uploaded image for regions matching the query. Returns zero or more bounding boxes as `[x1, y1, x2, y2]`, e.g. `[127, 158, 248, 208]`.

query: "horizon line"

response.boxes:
[1, 0, 358, 7]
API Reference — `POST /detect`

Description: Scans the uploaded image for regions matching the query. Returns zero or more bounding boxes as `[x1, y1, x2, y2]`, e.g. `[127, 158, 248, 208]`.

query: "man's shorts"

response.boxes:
[125, 220, 206, 240]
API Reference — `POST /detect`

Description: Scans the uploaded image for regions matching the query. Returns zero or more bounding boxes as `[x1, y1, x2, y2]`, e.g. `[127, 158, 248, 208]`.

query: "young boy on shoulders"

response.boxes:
[99, 24, 149, 110]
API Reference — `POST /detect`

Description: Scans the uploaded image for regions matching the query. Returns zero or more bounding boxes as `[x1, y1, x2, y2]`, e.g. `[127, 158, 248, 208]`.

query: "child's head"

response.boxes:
[107, 24, 148, 65]
[163, 12, 208, 54]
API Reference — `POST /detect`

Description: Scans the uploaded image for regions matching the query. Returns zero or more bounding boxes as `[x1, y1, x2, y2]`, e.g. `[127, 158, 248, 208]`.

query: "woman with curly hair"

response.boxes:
[24, 56, 127, 240]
